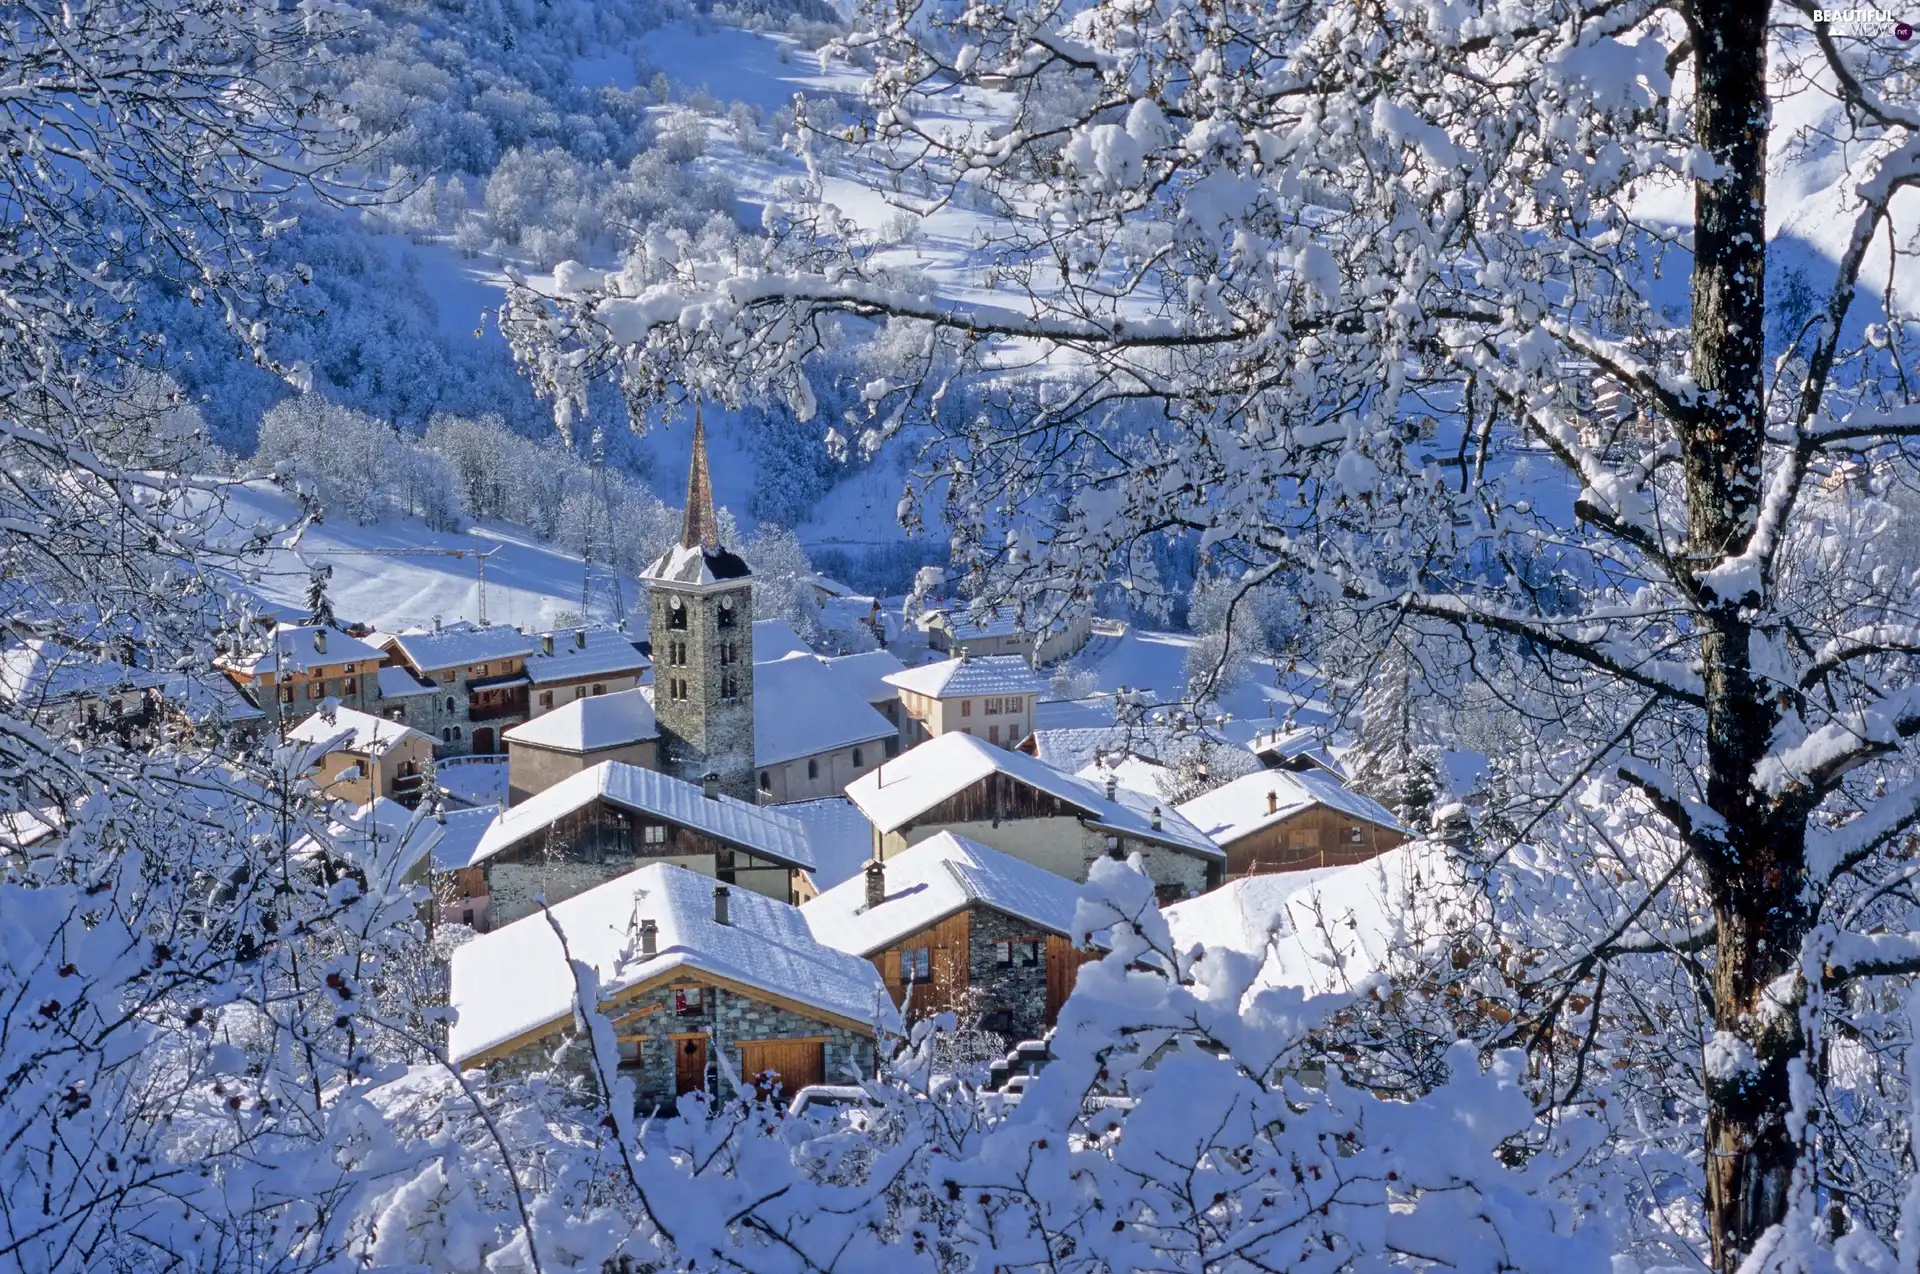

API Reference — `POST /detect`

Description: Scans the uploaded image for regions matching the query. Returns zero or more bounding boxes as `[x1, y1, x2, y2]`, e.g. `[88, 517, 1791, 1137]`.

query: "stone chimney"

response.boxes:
[864, 857, 886, 910]
[433, 615, 443, 634]
[702, 772, 720, 800]
[313, 629, 327, 655]
[639, 917, 658, 957]
[713, 884, 730, 926]
[542, 632, 554, 656]
[1104, 772, 1117, 802]
[575, 628, 587, 650]
[1266, 790, 1278, 816]
[959, 645, 971, 662]
[1150, 805, 1162, 830]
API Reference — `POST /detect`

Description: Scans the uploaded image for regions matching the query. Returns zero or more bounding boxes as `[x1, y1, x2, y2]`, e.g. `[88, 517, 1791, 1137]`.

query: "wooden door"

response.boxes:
[1045, 937, 1099, 1028]
[674, 1034, 709, 1096]
[738, 1039, 825, 1101]
[472, 726, 495, 755]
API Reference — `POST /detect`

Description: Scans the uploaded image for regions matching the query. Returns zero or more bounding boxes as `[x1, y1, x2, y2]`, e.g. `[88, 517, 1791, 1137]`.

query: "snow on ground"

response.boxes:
[216, 480, 642, 634]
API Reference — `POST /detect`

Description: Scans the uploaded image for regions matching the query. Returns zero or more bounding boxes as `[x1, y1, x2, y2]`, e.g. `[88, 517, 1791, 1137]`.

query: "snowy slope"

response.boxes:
[215, 480, 643, 634]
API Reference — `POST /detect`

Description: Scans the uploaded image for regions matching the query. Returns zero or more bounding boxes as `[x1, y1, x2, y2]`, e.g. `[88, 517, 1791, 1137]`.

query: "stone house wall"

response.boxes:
[966, 907, 1056, 1041]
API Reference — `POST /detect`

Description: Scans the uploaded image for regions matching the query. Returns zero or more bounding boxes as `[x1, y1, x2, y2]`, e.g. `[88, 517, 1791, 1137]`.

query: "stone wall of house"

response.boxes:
[891, 820, 1215, 900]
[967, 907, 1054, 1042]
[481, 978, 877, 1114]
[1091, 840, 1213, 902]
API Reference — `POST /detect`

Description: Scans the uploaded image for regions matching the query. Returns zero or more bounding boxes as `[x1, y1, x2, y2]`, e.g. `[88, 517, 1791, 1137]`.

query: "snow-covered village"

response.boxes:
[6, 2, 1920, 1273]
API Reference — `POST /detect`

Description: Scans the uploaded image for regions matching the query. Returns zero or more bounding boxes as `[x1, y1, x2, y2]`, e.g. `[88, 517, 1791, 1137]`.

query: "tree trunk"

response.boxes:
[1684, 5, 1801, 1271]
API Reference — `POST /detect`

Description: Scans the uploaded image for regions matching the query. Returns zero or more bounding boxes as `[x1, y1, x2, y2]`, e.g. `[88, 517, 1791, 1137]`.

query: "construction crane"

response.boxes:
[315, 546, 502, 626]
[579, 429, 628, 628]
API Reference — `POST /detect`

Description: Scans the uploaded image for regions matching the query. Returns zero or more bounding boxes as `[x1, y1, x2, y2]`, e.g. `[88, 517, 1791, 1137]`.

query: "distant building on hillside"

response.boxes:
[916, 603, 1092, 666]
[1176, 769, 1407, 879]
[884, 653, 1049, 750]
[2, 638, 168, 739]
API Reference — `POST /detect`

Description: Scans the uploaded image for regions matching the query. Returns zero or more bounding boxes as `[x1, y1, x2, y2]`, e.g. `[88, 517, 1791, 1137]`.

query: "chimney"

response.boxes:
[433, 615, 443, 634]
[1150, 805, 1162, 830]
[1267, 790, 1278, 815]
[639, 917, 658, 957]
[959, 645, 971, 662]
[702, 772, 720, 800]
[313, 629, 327, 655]
[1104, 772, 1117, 801]
[864, 857, 886, 910]
[713, 884, 730, 926]
[575, 628, 587, 650]
[542, 632, 554, 656]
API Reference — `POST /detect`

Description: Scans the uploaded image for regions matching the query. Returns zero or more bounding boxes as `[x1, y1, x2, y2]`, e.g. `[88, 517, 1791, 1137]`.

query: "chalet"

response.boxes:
[503, 686, 660, 805]
[448, 862, 895, 1110]
[524, 627, 650, 714]
[751, 652, 897, 804]
[884, 653, 1050, 750]
[286, 706, 434, 807]
[916, 603, 1093, 666]
[803, 833, 1096, 1041]
[380, 622, 536, 755]
[469, 760, 820, 925]
[422, 806, 502, 932]
[1, 638, 168, 737]
[217, 622, 385, 728]
[844, 732, 1224, 902]
[1176, 769, 1408, 878]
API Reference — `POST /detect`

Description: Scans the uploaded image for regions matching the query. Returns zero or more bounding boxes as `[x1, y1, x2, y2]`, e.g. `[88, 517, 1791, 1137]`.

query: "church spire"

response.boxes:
[680, 401, 720, 551]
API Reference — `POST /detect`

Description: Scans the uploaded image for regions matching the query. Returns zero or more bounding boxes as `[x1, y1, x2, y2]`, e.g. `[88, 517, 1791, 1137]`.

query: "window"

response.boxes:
[1348, 826, 1365, 844]
[902, 947, 932, 983]
[441, 727, 451, 743]
[279, 685, 293, 704]
[717, 600, 736, 629]
[576, 686, 587, 699]
[994, 940, 1013, 968]
[960, 699, 972, 718]
[807, 758, 819, 780]
[343, 663, 356, 674]
[343, 677, 357, 696]
[461, 908, 474, 926]
[591, 683, 606, 695]
[759, 771, 771, 793]
[539, 691, 553, 709]
[452, 726, 463, 740]
[671, 678, 689, 702]
[643, 825, 667, 845]
[307, 682, 322, 701]
[989, 724, 1000, 744]
[720, 673, 739, 701]
[885, 736, 899, 758]
[668, 600, 688, 630]
[670, 640, 687, 667]
[984, 697, 1001, 715]
[852, 747, 863, 767]
[445, 696, 456, 712]
[441, 672, 455, 685]
[1018, 940, 1041, 968]
[719, 641, 737, 666]
[674, 988, 704, 1017]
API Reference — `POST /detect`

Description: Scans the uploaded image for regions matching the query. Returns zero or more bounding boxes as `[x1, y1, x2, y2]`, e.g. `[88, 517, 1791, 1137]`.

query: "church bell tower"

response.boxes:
[641, 407, 756, 797]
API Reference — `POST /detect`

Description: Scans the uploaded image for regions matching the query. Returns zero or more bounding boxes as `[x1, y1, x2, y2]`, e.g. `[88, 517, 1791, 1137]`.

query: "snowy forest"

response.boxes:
[6, 2, 1920, 1274]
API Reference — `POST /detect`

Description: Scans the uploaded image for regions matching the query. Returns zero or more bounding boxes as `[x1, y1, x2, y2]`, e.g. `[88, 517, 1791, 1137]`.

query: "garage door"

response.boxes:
[738, 1039, 825, 1101]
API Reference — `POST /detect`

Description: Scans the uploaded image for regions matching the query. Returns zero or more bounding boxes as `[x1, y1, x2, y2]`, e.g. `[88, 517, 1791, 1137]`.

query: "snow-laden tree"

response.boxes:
[505, 4, 1920, 1266]
[744, 522, 829, 646]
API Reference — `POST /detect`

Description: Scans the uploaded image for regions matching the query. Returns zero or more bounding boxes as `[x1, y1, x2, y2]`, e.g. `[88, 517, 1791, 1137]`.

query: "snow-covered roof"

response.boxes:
[641, 542, 751, 586]
[0, 639, 165, 705]
[287, 705, 428, 757]
[524, 628, 649, 685]
[751, 617, 812, 663]
[804, 832, 1085, 957]
[1244, 726, 1348, 777]
[503, 687, 658, 753]
[883, 654, 1050, 700]
[780, 796, 877, 891]
[845, 732, 1220, 859]
[1176, 769, 1406, 847]
[428, 807, 500, 873]
[922, 603, 1021, 640]
[472, 761, 816, 870]
[1162, 869, 1350, 958]
[448, 861, 894, 1065]
[753, 653, 897, 767]
[377, 665, 438, 698]
[291, 797, 439, 880]
[1026, 724, 1197, 775]
[386, 624, 534, 673]
[1075, 754, 1171, 796]
[163, 671, 268, 724]
[812, 574, 855, 598]
[222, 624, 386, 676]
[822, 648, 907, 704]
[0, 806, 60, 851]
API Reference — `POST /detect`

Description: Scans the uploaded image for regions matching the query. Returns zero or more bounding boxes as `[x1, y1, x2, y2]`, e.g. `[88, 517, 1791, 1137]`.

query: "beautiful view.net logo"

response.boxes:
[1812, 7, 1914, 36]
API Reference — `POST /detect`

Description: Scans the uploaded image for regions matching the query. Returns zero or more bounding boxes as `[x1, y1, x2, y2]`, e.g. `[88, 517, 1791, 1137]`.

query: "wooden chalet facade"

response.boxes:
[868, 907, 1096, 1041]
[1215, 804, 1407, 877]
